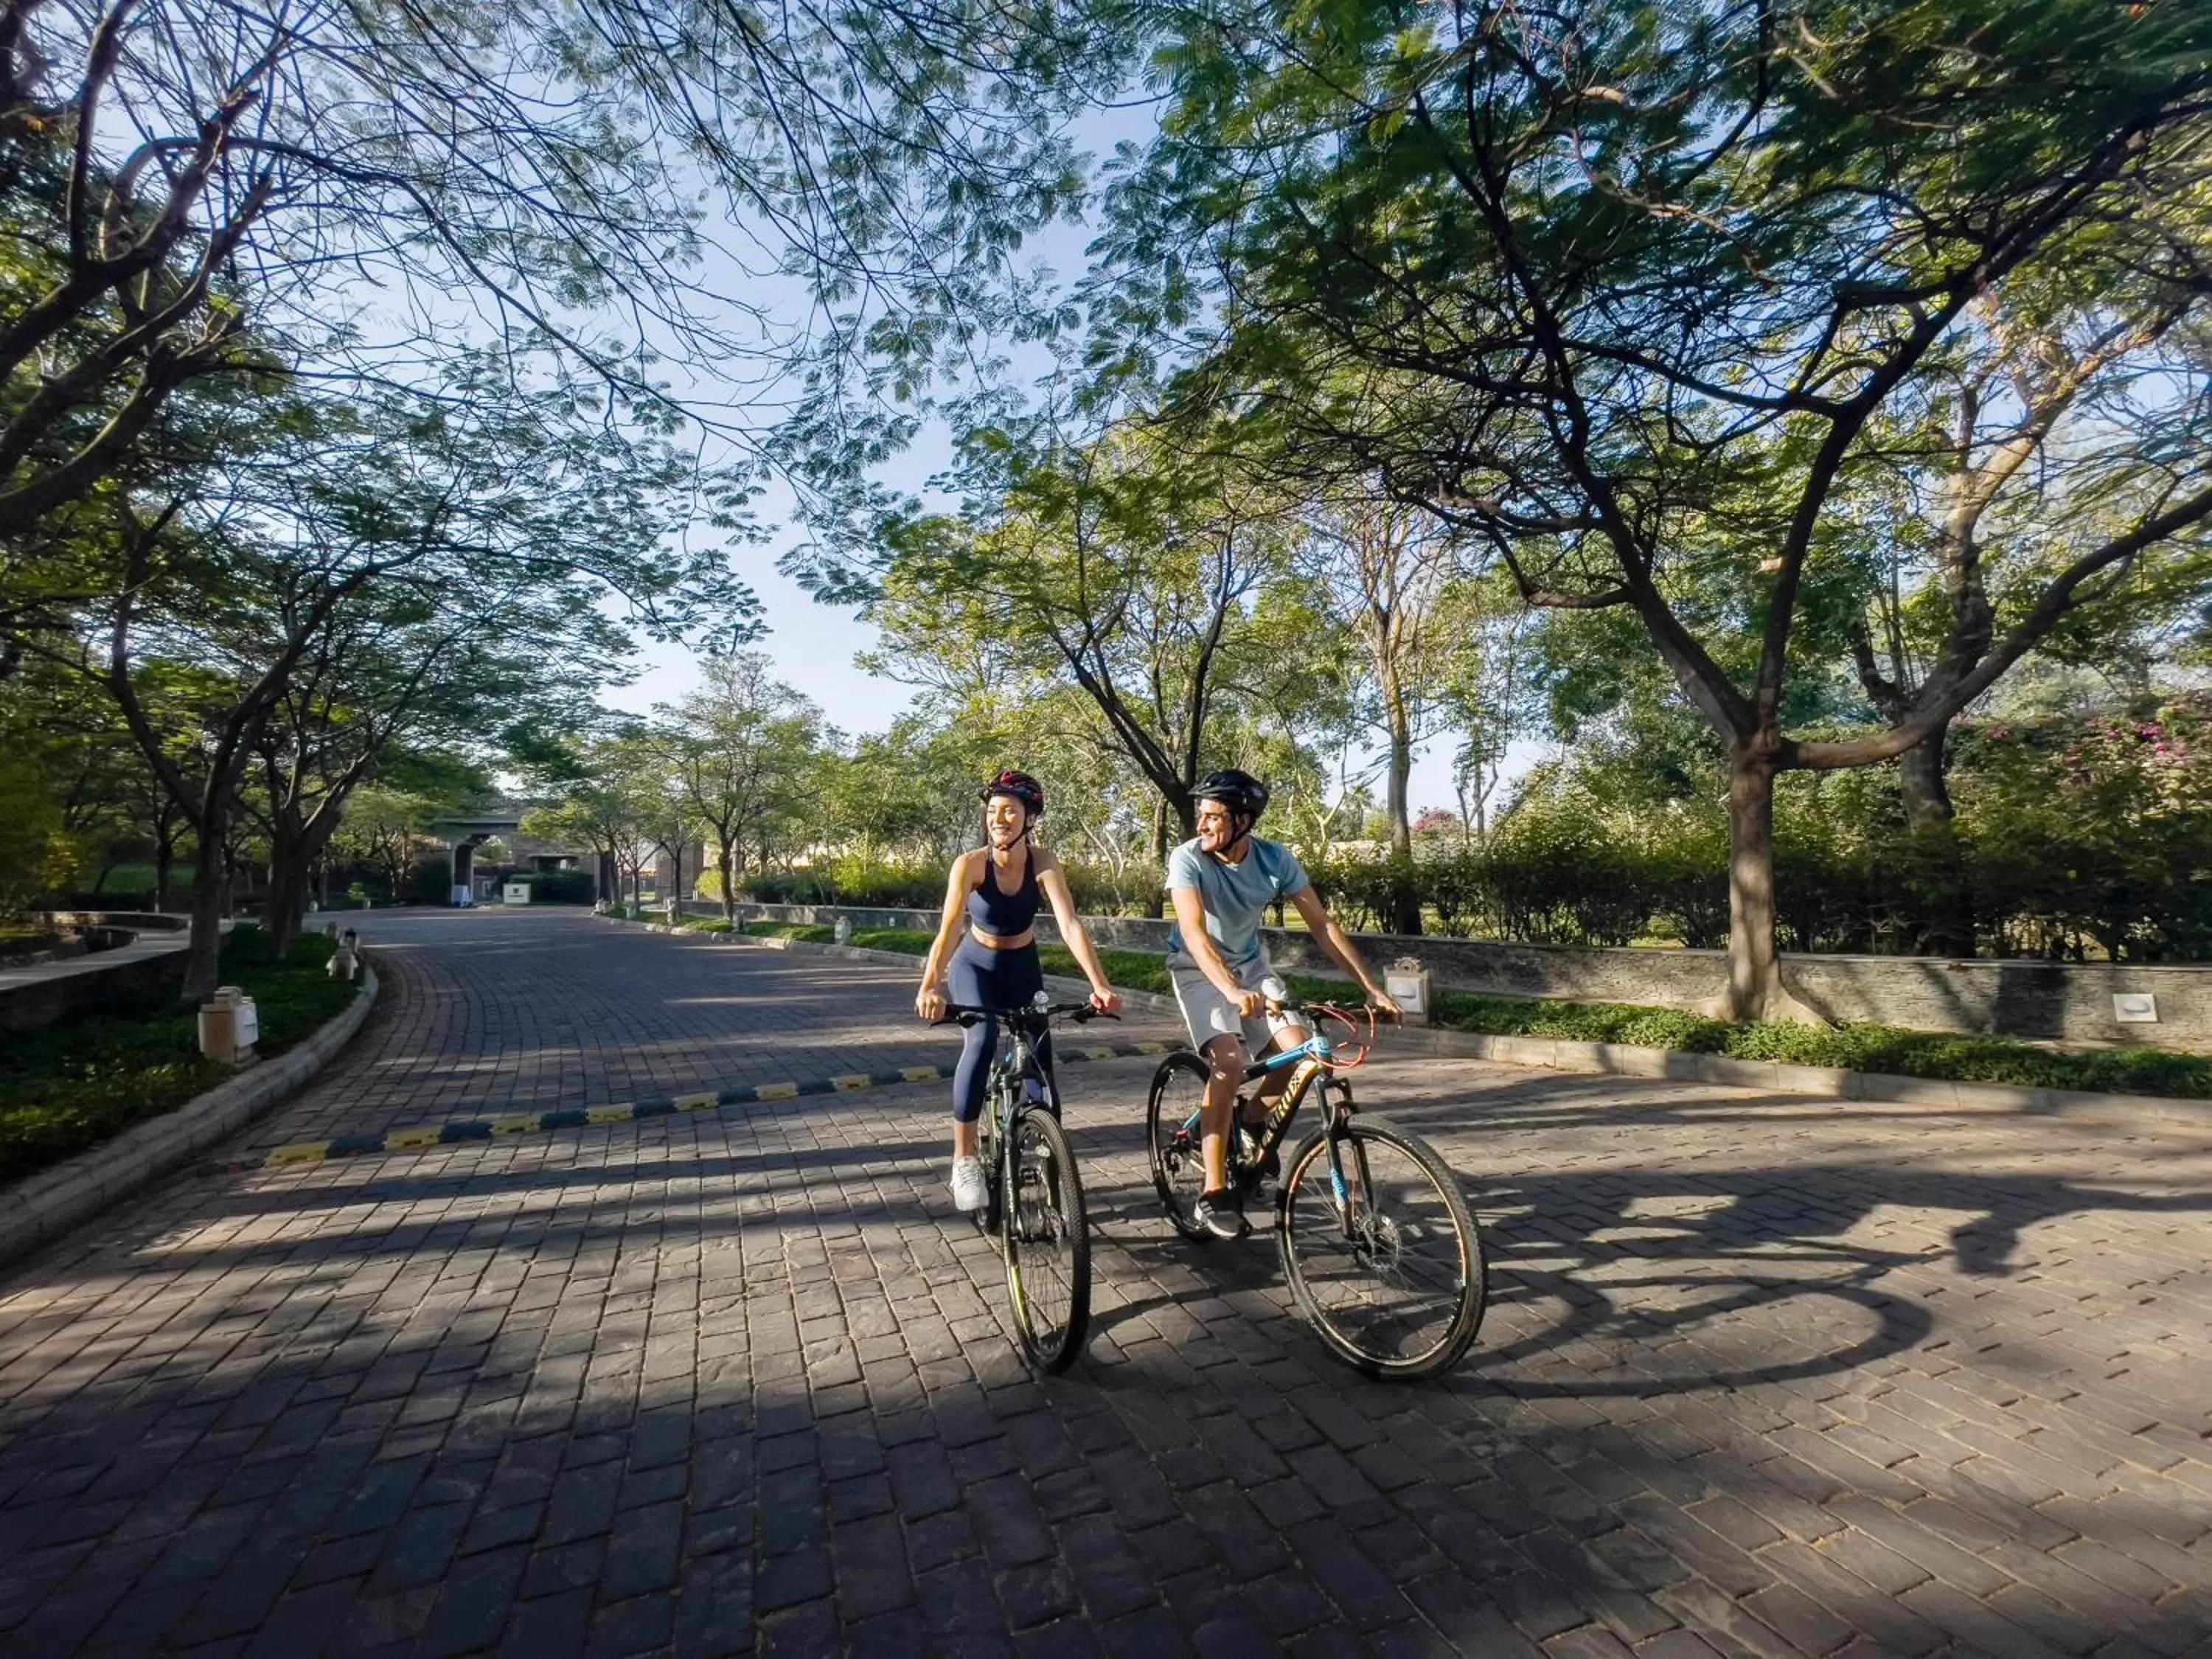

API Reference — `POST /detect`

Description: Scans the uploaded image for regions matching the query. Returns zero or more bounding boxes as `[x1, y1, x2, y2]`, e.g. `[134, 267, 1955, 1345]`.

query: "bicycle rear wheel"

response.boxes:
[1145, 1051, 1214, 1239]
[1003, 1107, 1091, 1372]
[1278, 1119, 1485, 1380]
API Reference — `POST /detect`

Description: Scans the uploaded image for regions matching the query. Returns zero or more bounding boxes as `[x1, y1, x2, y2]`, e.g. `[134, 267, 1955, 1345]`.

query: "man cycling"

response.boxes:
[1166, 769, 1399, 1240]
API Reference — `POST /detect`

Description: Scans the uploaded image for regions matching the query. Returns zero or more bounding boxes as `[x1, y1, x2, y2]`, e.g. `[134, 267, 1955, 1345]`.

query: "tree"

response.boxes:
[26, 363, 754, 997]
[1088, 0, 2212, 1018]
[521, 734, 664, 908]
[660, 653, 822, 919]
[1294, 492, 1468, 930]
[0, 0, 1116, 608]
[329, 786, 448, 903]
[1441, 585, 1540, 849]
[864, 427, 1301, 905]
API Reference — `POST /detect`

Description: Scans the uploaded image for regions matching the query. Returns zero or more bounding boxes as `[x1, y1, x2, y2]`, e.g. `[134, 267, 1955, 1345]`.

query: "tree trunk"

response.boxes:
[181, 837, 226, 1004]
[262, 852, 304, 959]
[718, 838, 737, 922]
[1717, 744, 1822, 1025]
[154, 823, 175, 912]
[1899, 723, 1974, 957]
[1144, 795, 1170, 919]
[1385, 708, 1421, 935]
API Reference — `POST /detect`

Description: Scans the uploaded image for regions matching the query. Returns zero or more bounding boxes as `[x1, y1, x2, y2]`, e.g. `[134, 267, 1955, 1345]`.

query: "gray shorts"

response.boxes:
[1169, 958, 1298, 1056]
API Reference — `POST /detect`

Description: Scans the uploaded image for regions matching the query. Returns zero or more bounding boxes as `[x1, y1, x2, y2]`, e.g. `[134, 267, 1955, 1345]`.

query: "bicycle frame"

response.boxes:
[945, 1000, 1105, 1186]
[1175, 997, 1366, 1184]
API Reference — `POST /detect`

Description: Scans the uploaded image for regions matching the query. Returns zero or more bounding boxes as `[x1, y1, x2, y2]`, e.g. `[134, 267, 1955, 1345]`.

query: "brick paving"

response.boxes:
[0, 908, 2207, 1657]
[254, 911, 1026, 1147]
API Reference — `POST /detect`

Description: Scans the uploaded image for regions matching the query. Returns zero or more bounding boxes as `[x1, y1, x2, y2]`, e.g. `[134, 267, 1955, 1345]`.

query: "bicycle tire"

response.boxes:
[1003, 1107, 1091, 1372]
[1145, 1051, 1215, 1239]
[1278, 1117, 1485, 1380]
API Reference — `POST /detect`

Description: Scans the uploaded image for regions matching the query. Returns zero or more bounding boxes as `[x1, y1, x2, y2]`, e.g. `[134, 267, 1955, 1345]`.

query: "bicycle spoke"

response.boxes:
[1004, 1109, 1090, 1371]
[1281, 1123, 1484, 1377]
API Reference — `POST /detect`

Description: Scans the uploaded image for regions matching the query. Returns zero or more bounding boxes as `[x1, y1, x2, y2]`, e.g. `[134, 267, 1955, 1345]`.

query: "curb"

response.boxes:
[600, 916, 2212, 1136]
[216, 1035, 1175, 1172]
[0, 961, 381, 1268]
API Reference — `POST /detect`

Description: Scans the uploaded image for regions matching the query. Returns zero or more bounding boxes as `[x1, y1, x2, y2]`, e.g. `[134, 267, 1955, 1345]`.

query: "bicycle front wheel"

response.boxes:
[1278, 1119, 1485, 1380]
[1003, 1107, 1091, 1373]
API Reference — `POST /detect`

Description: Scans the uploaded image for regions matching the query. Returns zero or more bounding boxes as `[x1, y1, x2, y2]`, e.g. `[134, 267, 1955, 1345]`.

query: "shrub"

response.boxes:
[518, 869, 594, 904]
[815, 858, 943, 909]
[741, 869, 841, 905]
[0, 927, 359, 1187]
[403, 856, 453, 906]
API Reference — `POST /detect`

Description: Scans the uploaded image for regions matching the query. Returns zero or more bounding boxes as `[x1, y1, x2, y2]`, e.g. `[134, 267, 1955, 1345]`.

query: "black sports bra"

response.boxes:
[967, 851, 1041, 936]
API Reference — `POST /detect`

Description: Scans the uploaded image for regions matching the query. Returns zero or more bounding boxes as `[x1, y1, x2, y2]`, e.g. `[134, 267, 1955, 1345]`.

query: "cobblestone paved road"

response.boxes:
[0, 908, 2208, 1658]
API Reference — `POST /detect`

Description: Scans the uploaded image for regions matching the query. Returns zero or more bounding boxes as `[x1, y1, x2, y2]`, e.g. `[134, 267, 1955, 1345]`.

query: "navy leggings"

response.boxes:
[945, 937, 1056, 1124]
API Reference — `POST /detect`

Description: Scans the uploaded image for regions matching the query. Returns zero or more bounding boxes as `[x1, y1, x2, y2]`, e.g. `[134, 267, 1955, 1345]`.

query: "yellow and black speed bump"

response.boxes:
[214, 1038, 1175, 1172]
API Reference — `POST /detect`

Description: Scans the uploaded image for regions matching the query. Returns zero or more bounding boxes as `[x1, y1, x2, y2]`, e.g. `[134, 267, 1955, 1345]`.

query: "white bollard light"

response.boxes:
[197, 986, 260, 1065]
[1383, 956, 1433, 1026]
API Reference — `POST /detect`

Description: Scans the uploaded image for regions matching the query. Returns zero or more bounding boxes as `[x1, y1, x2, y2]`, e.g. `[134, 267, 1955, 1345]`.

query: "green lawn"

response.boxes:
[0, 928, 361, 1189]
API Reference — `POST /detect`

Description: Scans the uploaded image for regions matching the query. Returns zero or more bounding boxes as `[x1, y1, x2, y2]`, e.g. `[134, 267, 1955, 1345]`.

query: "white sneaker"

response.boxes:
[950, 1156, 989, 1212]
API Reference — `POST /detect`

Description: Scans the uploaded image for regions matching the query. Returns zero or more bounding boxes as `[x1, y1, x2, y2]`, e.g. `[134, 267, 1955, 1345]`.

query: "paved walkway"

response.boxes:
[0, 908, 2207, 1658]
[242, 912, 1011, 1149]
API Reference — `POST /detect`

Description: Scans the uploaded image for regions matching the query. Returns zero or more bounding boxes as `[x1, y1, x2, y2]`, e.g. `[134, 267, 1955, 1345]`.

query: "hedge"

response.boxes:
[513, 869, 594, 904]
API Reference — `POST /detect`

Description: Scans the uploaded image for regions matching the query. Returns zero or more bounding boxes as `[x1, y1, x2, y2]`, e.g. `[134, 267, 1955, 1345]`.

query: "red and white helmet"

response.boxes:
[978, 768, 1046, 817]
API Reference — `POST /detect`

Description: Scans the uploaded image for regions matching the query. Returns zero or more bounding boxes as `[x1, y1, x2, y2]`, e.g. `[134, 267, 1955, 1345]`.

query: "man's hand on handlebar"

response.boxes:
[1365, 990, 1403, 1023]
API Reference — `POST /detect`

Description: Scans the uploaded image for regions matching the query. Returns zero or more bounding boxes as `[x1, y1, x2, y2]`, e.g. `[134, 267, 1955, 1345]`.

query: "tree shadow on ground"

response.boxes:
[0, 1194, 2204, 1659]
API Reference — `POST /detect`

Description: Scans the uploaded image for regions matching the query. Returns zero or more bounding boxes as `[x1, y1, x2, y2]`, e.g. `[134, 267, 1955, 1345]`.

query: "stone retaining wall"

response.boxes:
[709, 900, 2212, 1049]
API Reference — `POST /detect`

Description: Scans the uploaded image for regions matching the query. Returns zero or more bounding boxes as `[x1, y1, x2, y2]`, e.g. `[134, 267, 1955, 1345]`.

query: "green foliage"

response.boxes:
[728, 857, 1151, 916]
[1957, 700, 2212, 961]
[1039, 945, 1172, 994]
[0, 748, 66, 914]
[516, 870, 594, 905]
[1430, 991, 1732, 1052]
[739, 872, 842, 905]
[404, 858, 453, 906]
[797, 859, 945, 910]
[0, 928, 358, 1187]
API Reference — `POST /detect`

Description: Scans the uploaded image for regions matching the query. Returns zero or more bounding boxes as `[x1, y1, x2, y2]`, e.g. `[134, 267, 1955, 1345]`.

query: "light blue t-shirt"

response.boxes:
[1164, 836, 1310, 973]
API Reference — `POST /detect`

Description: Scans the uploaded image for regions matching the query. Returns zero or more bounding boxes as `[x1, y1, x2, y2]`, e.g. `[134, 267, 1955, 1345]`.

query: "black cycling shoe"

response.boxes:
[1192, 1187, 1250, 1241]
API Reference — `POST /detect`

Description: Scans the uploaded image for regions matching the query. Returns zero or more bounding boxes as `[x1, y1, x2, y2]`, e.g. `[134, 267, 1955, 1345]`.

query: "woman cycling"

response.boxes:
[915, 769, 1121, 1211]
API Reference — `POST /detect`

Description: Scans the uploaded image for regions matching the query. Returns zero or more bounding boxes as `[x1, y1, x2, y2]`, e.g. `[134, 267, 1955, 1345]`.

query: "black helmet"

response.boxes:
[1192, 768, 1270, 820]
[978, 768, 1046, 816]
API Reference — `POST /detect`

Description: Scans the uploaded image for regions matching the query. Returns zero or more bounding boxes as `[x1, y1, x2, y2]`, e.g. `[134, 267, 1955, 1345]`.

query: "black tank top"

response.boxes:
[967, 850, 1041, 936]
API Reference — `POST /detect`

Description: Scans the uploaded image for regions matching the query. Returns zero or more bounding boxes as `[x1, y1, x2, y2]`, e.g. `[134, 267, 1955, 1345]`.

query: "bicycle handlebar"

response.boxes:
[935, 1001, 1119, 1029]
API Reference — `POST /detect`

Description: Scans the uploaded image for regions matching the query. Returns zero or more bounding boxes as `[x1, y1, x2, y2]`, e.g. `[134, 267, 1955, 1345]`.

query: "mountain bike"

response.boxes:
[944, 998, 1113, 1374]
[1145, 982, 1485, 1380]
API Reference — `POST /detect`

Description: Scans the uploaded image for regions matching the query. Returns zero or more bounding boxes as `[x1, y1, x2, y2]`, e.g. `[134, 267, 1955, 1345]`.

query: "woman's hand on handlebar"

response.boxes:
[1088, 987, 1121, 1016]
[916, 981, 947, 1023]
